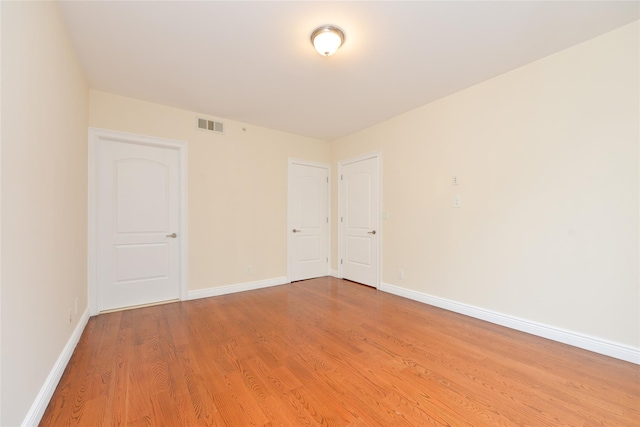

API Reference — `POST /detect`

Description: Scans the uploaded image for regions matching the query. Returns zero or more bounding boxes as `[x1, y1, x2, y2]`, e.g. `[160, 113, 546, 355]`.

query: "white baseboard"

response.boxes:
[188, 276, 289, 300]
[22, 308, 91, 427]
[380, 282, 640, 365]
[329, 269, 340, 278]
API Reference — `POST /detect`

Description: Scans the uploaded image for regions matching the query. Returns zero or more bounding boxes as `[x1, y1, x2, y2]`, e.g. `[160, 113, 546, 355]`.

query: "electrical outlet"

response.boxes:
[453, 196, 462, 208]
[398, 268, 405, 280]
[246, 266, 253, 275]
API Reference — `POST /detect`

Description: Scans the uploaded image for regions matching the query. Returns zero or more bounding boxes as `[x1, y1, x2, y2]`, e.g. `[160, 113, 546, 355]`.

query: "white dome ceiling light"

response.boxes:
[311, 25, 345, 56]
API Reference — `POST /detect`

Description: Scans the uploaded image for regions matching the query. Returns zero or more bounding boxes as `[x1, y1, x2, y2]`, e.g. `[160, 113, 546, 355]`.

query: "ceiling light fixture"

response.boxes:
[311, 25, 345, 56]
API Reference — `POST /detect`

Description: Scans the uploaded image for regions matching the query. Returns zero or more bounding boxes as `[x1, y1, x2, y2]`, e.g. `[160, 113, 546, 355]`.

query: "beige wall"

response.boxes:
[331, 22, 639, 347]
[89, 91, 330, 291]
[1, 2, 89, 425]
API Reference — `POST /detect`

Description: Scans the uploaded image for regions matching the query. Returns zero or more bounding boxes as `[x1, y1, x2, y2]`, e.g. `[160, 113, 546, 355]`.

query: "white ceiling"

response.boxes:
[58, 1, 639, 141]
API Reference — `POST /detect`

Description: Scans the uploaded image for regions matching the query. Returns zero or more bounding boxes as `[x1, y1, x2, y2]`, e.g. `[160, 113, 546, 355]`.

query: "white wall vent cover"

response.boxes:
[197, 117, 224, 134]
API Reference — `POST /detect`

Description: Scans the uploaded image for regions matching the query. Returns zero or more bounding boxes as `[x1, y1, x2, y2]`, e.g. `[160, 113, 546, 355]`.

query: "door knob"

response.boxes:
[292, 229, 301, 233]
[166, 233, 177, 238]
[368, 230, 376, 235]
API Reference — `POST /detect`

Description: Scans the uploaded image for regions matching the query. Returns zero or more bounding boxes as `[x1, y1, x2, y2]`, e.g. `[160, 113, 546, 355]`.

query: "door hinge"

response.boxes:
[341, 217, 343, 222]
[341, 259, 343, 265]
[326, 217, 329, 223]
[326, 257, 328, 263]
[341, 174, 343, 180]
[326, 177, 329, 183]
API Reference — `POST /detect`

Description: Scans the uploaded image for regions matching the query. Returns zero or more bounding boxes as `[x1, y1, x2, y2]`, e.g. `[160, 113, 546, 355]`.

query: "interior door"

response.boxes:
[340, 155, 379, 287]
[289, 161, 329, 282]
[97, 140, 180, 311]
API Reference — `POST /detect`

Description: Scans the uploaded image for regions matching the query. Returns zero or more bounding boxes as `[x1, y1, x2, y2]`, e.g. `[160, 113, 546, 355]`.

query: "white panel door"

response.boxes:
[341, 155, 379, 287]
[289, 161, 329, 282]
[98, 140, 180, 311]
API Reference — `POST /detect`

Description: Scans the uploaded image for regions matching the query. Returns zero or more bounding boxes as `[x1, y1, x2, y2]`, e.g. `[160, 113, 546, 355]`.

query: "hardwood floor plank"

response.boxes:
[102, 311, 131, 426]
[41, 277, 640, 426]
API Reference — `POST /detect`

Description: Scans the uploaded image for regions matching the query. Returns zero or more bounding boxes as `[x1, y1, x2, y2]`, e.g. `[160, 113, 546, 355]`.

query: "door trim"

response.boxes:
[338, 151, 381, 288]
[88, 128, 189, 315]
[287, 158, 331, 283]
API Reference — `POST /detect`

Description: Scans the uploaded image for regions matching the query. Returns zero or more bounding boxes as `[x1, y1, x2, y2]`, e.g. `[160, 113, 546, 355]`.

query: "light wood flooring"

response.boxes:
[41, 277, 640, 426]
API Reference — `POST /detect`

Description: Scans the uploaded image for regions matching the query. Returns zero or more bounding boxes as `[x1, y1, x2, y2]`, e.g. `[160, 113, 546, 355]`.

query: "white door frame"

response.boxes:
[88, 128, 188, 315]
[287, 158, 331, 282]
[338, 151, 381, 288]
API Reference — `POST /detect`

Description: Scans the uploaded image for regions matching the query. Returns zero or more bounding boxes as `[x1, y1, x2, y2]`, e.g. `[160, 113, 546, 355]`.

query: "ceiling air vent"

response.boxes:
[197, 117, 224, 134]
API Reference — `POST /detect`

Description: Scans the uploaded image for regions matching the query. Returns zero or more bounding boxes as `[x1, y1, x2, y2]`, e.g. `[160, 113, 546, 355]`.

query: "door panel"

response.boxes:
[298, 236, 321, 261]
[346, 173, 372, 228]
[98, 141, 180, 311]
[115, 160, 169, 232]
[299, 176, 321, 227]
[289, 162, 329, 282]
[341, 156, 379, 287]
[346, 236, 371, 265]
[114, 243, 169, 283]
